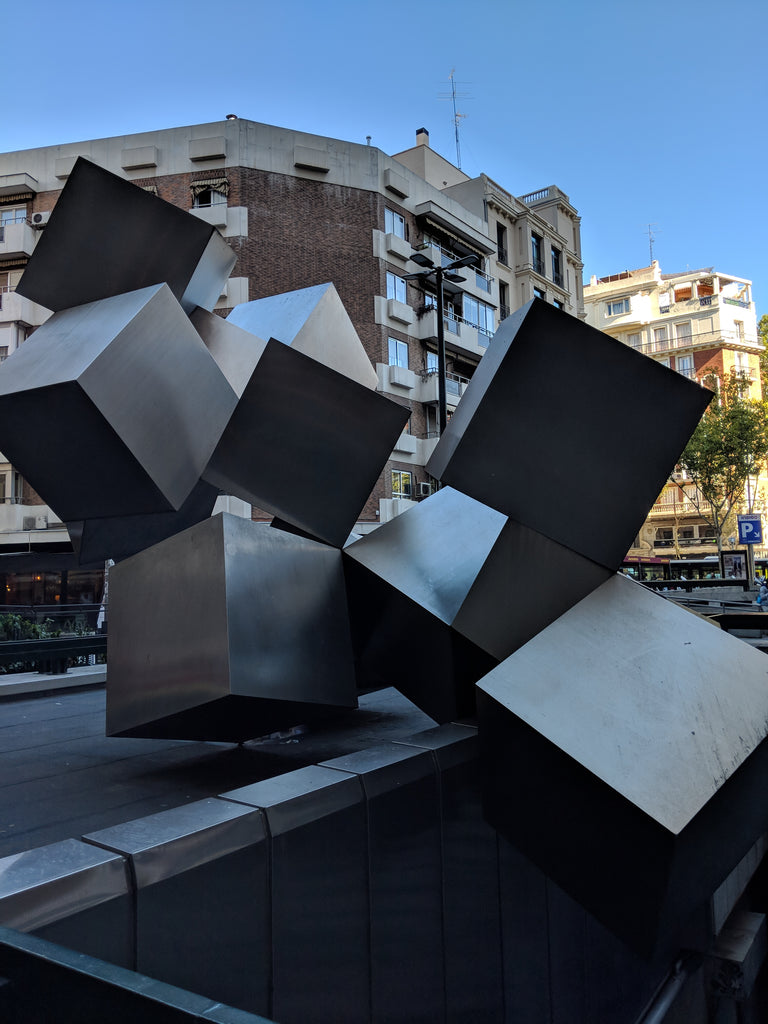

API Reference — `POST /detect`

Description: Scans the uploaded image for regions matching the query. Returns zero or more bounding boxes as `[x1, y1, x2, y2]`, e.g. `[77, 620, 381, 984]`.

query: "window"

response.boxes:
[653, 326, 668, 351]
[734, 320, 745, 341]
[388, 337, 408, 368]
[606, 298, 630, 316]
[553, 299, 563, 310]
[531, 233, 543, 275]
[676, 355, 695, 379]
[551, 247, 563, 287]
[675, 322, 692, 346]
[426, 351, 438, 372]
[391, 470, 413, 499]
[499, 281, 509, 320]
[192, 187, 227, 208]
[0, 206, 27, 227]
[533, 286, 545, 301]
[462, 294, 494, 336]
[0, 347, 7, 363]
[386, 272, 407, 304]
[496, 223, 508, 265]
[385, 208, 405, 239]
[627, 332, 641, 350]
[674, 285, 692, 302]
[0, 269, 22, 293]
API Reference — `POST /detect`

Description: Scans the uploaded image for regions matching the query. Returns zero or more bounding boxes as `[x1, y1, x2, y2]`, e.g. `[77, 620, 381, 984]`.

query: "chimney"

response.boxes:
[416, 127, 429, 147]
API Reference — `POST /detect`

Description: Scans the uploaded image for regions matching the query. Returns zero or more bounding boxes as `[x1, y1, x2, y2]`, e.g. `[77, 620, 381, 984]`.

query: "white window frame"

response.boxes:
[386, 272, 407, 304]
[388, 337, 408, 368]
[385, 208, 405, 239]
[606, 298, 630, 317]
[391, 469, 413, 499]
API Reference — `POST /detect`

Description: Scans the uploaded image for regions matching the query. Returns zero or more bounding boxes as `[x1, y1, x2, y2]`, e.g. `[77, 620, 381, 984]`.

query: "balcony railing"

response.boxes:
[497, 247, 508, 266]
[500, 304, 510, 321]
[532, 257, 544, 276]
[723, 296, 750, 308]
[648, 498, 713, 517]
[552, 270, 564, 288]
[630, 327, 761, 357]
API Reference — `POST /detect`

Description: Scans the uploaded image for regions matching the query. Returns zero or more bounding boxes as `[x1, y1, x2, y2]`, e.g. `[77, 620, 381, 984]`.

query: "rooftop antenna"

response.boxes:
[646, 223, 659, 263]
[439, 70, 469, 169]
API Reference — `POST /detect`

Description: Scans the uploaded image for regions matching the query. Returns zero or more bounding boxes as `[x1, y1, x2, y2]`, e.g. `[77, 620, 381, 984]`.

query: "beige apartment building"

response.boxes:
[584, 261, 765, 569]
[0, 118, 583, 598]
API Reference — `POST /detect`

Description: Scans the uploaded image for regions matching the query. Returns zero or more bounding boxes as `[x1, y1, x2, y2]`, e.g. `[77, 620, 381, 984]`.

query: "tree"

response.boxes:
[678, 371, 768, 563]
[759, 313, 768, 395]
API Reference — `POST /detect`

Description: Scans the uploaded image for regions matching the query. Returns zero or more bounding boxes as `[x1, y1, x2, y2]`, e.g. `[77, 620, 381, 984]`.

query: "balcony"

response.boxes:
[0, 222, 37, 260]
[0, 290, 51, 327]
[0, 501, 66, 541]
[647, 498, 713, 518]
[532, 257, 545, 276]
[414, 369, 469, 407]
[415, 308, 492, 356]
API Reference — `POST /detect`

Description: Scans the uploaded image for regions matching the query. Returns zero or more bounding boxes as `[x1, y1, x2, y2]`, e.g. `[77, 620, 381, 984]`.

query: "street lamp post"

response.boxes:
[405, 251, 479, 436]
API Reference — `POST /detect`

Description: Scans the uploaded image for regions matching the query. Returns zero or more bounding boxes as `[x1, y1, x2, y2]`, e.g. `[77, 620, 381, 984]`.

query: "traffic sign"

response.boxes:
[738, 514, 763, 545]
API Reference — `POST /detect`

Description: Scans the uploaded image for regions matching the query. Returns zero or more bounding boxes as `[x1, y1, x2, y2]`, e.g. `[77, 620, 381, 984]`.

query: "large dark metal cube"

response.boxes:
[227, 282, 378, 388]
[203, 339, 409, 548]
[478, 574, 768, 956]
[67, 479, 220, 564]
[107, 513, 358, 741]
[0, 284, 237, 522]
[16, 157, 236, 314]
[427, 299, 712, 570]
[343, 487, 610, 720]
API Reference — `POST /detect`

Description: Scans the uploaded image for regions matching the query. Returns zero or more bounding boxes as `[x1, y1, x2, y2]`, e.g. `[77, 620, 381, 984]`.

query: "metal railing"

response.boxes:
[532, 257, 544, 276]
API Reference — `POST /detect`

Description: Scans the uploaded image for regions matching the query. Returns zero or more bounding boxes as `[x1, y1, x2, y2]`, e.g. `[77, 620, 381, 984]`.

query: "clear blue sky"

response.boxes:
[4, 0, 767, 310]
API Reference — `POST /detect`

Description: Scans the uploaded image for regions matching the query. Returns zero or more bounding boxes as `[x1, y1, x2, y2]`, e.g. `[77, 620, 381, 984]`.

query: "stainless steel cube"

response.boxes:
[0, 284, 238, 521]
[203, 339, 409, 548]
[427, 299, 712, 571]
[478, 573, 768, 956]
[17, 157, 236, 314]
[227, 282, 378, 388]
[107, 513, 358, 741]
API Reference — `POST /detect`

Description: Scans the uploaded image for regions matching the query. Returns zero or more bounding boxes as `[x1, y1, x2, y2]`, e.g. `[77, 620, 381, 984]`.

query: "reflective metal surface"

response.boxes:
[223, 765, 368, 1024]
[67, 479, 219, 564]
[478, 573, 768, 955]
[203, 339, 409, 548]
[190, 307, 269, 397]
[107, 513, 358, 741]
[427, 299, 712, 570]
[0, 284, 238, 521]
[227, 282, 378, 388]
[0, 838, 132, 965]
[321, 744, 444, 1023]
[84, 799, 270, 1015]
[398, 725, 504, 1022]
[17, 157, 236, 314]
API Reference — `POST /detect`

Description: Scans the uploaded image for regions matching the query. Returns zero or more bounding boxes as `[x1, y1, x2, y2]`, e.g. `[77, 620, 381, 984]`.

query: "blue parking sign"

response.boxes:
[738, 514, 763, 544]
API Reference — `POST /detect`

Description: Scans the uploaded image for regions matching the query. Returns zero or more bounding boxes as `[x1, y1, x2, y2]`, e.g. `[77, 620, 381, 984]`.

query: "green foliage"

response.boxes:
[760, 314, 768, 395]
[0, 613, 56, 641]
[679, 371, 768, 550]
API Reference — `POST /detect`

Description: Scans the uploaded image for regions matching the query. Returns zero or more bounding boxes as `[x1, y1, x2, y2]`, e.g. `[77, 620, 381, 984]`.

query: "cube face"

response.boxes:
[16, 157, 236, 313]
[107, 514, 357, 741]
[0, 285, 238, 521]
[67, 479, 219, 564]
[203, 340, 409, 547]
[427, 299, 712, 570]
[227, 282, 378, 389]
[477, 573, 768, 953]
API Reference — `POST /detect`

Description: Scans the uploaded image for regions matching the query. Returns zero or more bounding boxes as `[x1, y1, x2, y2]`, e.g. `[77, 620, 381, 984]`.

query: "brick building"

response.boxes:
[0, 117, 583, 598]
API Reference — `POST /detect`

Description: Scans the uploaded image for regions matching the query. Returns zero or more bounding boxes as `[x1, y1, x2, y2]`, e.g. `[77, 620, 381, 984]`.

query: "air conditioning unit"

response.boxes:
[30, 211, 50, 228]
[671, 470, 689, 483]
[418, 481, 433, 497]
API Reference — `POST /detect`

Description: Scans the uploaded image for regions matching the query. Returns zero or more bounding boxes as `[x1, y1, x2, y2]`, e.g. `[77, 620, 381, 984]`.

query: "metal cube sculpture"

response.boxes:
[67, 479, 220, 565]
[16, 157, 236, 314]
[343, 486, 611, 721]
[227, 282, 378, 388]
[0, 284, 237, 521]
[202, 339, 409, 548]
[427, 299, 712, 570]
[477, 573, 768, 956]
[107, 513, 358, 742]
